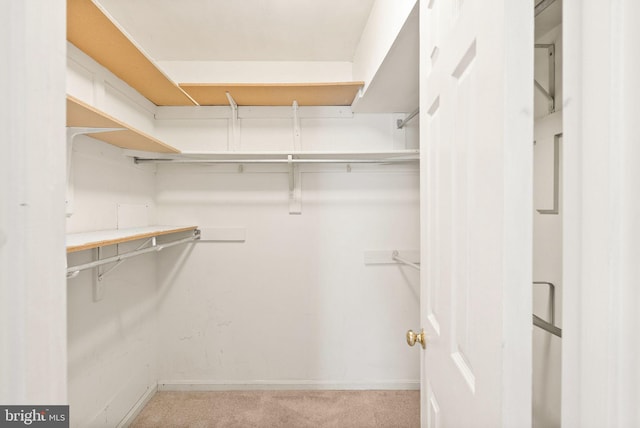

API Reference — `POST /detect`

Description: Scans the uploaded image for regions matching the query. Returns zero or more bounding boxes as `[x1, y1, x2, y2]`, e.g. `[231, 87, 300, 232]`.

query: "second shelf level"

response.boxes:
[66, 225, 198, 253]
[66, 95, 181, 153]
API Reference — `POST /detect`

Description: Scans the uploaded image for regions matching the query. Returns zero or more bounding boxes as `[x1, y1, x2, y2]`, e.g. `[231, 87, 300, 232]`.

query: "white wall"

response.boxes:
[0, 0, 67, 405]
[153, 108, 420, 389]
[156, 61, 353, 84]
[67, 43, 157, 137]
[154, 166, 420, 390]
[532, 22, 563, 428]
[65, 36, 420, 425]
[66, 48, 160, 426]
[65, 138, 160, 427]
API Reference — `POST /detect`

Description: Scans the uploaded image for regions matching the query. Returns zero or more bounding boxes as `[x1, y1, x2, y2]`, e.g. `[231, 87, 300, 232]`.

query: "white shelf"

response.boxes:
[66, 225, 198, 253]
[67, 96, 182, 153]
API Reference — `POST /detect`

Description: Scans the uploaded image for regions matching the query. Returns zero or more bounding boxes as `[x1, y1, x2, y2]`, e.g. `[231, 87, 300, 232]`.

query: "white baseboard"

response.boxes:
[158, 380, 419, 392]
[117, 383, 158, 428]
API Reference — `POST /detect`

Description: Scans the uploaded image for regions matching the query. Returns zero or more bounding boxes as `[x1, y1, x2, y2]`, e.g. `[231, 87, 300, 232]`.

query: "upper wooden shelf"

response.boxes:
[67, 1, 363, 107]
[66, 226, 198, 253]
[179, 82, 364, 106]
[67, 95, 181, 153]
[67, 0, 195, 106]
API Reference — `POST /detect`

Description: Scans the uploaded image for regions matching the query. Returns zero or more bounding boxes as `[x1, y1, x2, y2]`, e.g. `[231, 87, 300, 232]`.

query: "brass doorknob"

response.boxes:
[406, 329, 426, 349]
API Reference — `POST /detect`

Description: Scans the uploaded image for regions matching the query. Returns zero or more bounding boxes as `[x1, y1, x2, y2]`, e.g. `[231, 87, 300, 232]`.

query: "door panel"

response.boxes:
[419, 0, 533, 426]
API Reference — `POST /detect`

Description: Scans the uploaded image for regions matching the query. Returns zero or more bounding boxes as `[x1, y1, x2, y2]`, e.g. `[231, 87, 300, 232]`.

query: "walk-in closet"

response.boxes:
[533, 1, 563, 427]
[65, 0, 420, 425]
[4, 0, 640, 427]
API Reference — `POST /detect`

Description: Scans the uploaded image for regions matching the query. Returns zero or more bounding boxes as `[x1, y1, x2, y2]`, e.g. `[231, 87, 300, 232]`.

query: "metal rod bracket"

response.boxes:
[532, 281, 562, 337]
[292, 101, 301, 151]
[396, 108, 419, 129]
[534, 44, 556, 113]
[68, 230, 202, 302]
[226, 92, 240, 150]
[288, 154, 302, 214]
[392, 250, 421, 271]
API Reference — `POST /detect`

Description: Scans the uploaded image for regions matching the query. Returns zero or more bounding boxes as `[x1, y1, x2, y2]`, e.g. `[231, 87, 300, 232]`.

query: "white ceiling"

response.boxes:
[95, 0, 376, 62]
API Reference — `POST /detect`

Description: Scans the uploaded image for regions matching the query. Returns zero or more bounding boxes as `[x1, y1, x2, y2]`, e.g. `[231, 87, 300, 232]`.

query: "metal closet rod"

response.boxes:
[134, 157, 419, 165]
[392, 251, 421, 271]
[66, 231, 200, 276]
[397, 108, 420, 129]
[533, 314, 562, 338]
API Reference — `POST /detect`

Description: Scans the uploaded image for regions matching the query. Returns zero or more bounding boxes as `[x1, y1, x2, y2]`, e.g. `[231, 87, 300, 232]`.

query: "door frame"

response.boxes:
[562, 0, 640, 426]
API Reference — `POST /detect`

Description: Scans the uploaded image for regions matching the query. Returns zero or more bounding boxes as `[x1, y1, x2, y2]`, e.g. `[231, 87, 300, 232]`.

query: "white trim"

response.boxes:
[158, 380, 420, 392]
[155, 60, 354, 84]
[563, 1, 640, 426]
[501, 0, 534, 426]
[116, 384, 158, 428]
[0, 0, 67, 403]
[154, 105, 354, 120]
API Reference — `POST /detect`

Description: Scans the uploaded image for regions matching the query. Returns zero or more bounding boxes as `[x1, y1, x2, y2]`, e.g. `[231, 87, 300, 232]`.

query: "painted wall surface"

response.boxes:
[66, 138, 160, 427]
[67, 43, 157, 137]
[156, 61, 354, 84]
[65, 38, 420, 425]
[533, 24, 562, 428]
[66, 48, 160, 426]
[352, 0, 417, 95]
[154, 114, 420, 389]
[0, 0, 67, 405]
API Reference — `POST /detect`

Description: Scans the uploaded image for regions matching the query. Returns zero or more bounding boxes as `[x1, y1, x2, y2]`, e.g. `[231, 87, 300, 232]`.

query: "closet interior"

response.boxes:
[533, 0, 563, 427]
[65, 0, 420, 425]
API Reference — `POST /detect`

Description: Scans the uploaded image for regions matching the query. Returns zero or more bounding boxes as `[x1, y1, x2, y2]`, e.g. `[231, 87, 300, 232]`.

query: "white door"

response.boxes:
[417, 1, 533, 426]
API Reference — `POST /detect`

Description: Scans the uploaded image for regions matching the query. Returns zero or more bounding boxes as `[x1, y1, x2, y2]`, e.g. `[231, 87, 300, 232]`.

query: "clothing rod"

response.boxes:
[396, 108, 420, 129]
[134, 158, 419, 165]
[66, 232, 200, 275]
[98, 237, 154, 280]
[392, 251, 421, 271]
[533, 314, 562, 338]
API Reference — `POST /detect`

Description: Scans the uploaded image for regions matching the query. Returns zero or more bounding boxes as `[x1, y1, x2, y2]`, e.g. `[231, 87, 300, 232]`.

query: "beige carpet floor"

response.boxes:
[131, 390, 420, 428]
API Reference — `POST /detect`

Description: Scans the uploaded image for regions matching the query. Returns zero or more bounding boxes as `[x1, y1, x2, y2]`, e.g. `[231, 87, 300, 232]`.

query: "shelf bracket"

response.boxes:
[534, 44, 555, 113]
[288, 154, 302, 214]
[93, 247, 105, 301]
[396, 108, 419, 129]
[91, 237, 157, 302]
[67, 230, 201, 301]
[392, 250, 421, 271]
[226, 92, 240, 150]
[533, 281, 562, 337]
[66, 127, 124, 218]
[98, 238, 155, 282]
[536, 133, 561, 215]
[292, 100, 301, 151]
